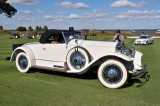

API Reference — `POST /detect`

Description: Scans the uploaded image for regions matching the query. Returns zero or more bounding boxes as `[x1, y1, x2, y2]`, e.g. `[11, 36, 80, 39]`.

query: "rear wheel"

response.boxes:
[98, 59, 128, 88]
[16, 52, 30, 73]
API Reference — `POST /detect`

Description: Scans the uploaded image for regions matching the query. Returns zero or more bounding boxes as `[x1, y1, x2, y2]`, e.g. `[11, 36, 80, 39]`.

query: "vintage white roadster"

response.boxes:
[10, 28, 146, 88]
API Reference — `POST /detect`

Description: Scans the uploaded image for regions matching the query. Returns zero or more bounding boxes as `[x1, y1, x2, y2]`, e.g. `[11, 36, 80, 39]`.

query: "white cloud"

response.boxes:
[155, 16, 160, 19]
[110, 0, 146, 8]
[116, 14, 155, 19]
[57, 11, 67, 15]
[72, 3, 89, 9]
[36, 9, 44, 14]
[19, 10, 33, 14]
[116, 14, 133, 19]
[43, 15, 64, 21]
[55, 1, 72, 8]
[17, 16, 36, 22]
[69, 14, 80, 19]
[17, 9, 44, 15]
[115, 9, 160, 20]
[55, 1, 89, 9]
[93, 9, 102, 13]
[82, 10, 107, 19]
[127, 10, 160, 15]
[7, 0, 39, 5]
[44, 15, 58, 20]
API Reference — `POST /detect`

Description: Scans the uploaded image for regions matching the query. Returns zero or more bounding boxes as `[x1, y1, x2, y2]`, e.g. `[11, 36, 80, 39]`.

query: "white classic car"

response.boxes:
[134, 35, 154, 45]
[10, 28, 146, 88]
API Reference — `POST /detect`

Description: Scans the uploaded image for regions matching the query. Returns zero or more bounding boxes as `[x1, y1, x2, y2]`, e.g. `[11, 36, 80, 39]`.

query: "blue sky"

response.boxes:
[0, 0, 160, 30]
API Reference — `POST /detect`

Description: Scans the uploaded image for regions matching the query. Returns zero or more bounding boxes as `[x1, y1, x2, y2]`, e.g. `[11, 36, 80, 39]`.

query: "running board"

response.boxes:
[32, 65, 69, 72]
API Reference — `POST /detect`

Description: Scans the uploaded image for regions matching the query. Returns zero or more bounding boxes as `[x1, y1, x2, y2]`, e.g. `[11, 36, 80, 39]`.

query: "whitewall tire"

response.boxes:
[16, 52, 30, 73]
[67, 48, 89, 71]
[98, 59, 128, 88]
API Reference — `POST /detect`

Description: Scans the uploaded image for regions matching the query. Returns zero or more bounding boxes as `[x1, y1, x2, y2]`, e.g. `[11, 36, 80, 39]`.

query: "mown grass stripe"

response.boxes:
[23, 76, 59, 85]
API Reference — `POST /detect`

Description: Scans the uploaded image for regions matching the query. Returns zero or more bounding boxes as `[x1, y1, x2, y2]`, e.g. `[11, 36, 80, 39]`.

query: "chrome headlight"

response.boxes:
[121, 46, 135, 58]
[129, 46, 135, 58]
[121, 47, 130, 56]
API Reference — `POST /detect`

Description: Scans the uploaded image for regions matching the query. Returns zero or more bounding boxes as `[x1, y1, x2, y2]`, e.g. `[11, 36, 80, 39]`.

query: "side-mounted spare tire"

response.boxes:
[16, 52, 30, 73]
[67, 48, 90, 72]
[98, 59, 128, 88]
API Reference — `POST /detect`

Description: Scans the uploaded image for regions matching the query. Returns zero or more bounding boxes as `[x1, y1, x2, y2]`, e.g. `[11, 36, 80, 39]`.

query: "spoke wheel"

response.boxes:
[70, 51, 86, 70]
[16, 52, 30, 73]
[67, 48, 89, 72]
[98, 59, 128, 88]
[102, 64, 123, 84]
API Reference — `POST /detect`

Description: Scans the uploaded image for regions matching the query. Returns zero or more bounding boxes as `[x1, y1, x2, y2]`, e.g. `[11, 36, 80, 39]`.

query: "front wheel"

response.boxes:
[16, 52, 30, 73]
[98, 59, 128, 88]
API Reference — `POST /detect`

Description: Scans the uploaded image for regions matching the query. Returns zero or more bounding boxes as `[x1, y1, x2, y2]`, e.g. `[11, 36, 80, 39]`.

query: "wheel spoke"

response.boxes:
[18, 55, 28, 70]
[70, 51, 86, 70]
[102, 64, 123, 84]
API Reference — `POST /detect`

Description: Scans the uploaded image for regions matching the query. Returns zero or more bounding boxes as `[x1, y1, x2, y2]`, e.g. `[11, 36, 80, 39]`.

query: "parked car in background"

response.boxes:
[10, 28, 146, 89]
[155, 29, 160, 34]
[27, 34, 35, 39]
[9, 33, 20, 39]
[134, 35, 154, 45]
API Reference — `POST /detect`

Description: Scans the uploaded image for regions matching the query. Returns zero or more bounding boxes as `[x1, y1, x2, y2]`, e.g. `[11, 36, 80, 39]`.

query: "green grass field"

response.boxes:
[0, 34, 160, 106]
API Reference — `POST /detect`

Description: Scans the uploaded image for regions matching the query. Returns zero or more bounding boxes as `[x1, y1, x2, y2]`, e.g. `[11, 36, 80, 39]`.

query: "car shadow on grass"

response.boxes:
[30, 68, 150, 88]
[30, 68, 98, 80]
[124, 71, 150, 88]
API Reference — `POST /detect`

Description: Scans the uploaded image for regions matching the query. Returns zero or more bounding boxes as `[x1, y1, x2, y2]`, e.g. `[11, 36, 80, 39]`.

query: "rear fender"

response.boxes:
[10, 46, 36, 67]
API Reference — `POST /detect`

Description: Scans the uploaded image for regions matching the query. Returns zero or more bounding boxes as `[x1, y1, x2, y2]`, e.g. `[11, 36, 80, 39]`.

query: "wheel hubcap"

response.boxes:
[18, 55, 28, 70]
[102, 64, 123, 84]
[70, 51, 86, 70]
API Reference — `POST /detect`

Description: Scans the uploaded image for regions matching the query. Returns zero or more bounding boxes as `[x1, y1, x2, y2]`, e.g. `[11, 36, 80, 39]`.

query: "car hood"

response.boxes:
[69, 39, 117, 48]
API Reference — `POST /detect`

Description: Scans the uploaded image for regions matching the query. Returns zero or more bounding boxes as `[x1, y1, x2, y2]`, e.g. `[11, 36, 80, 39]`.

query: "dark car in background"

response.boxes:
[9, 33, 20, 39]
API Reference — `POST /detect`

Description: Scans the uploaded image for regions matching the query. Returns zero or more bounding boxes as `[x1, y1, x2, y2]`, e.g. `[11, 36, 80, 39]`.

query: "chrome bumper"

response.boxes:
[129, 50, 148, 77]
[131, 65, 147, 77]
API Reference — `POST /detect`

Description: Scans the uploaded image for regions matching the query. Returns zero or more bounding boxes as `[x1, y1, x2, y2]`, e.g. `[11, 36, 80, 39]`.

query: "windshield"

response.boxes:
[139, 36, 148, 39]
[63, 32, 84, 43]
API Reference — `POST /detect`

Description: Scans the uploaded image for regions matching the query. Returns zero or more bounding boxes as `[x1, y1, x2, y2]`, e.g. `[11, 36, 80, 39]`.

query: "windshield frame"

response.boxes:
[62, 31, 84, 43]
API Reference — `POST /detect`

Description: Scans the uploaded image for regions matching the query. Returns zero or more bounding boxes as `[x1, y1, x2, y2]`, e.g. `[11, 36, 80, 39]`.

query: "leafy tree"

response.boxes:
[43, 25, 48, 31]
[0, 25, 3, 30]
[35, 25, 43, 32]
[16, 26, 26, 31]
[39, 26, 42, 31]
[35, 26, 39, 32]
[28, 26, 33, 31]
[0, 0, 17, 17]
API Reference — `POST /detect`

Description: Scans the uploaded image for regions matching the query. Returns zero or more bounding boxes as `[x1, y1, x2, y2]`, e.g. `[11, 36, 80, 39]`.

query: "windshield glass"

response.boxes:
[139, 36, 148, 39]
[63, 32, 84, 43]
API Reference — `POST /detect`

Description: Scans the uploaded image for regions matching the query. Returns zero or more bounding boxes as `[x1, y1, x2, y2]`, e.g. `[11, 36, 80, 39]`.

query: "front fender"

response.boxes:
[67, 52, 132, 74]
[10, 46, 36, 67]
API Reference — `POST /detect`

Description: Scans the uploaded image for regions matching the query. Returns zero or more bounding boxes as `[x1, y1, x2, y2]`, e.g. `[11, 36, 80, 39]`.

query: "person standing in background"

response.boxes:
[113, 29, 125, 45]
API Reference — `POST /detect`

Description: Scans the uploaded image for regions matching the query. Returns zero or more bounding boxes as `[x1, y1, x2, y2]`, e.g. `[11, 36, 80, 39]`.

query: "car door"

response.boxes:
[30, 43, 67, 62]
[42, 43, 67, 62]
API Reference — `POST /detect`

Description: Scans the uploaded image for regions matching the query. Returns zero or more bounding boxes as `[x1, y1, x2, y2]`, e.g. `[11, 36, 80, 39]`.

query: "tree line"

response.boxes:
[0, 25, 3, 30]
[16, 26, 49, 32]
